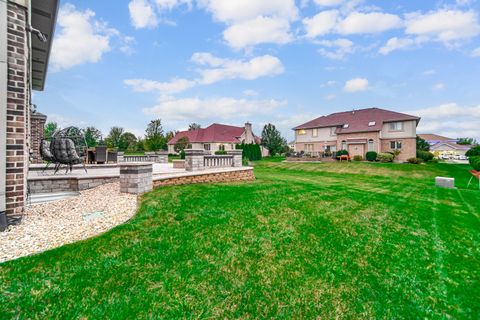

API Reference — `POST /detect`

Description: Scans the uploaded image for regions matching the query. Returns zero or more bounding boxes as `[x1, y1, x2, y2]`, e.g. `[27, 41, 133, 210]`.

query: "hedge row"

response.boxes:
[236, 143, 262, 161]
[470, 156, 480, 171]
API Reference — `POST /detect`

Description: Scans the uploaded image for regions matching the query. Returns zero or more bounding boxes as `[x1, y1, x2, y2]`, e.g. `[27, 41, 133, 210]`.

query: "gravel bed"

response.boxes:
[0, 182, 137, 263]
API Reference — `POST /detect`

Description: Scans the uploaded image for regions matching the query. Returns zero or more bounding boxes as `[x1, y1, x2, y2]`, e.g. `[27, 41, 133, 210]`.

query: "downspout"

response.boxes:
[0, 0, 8, 230]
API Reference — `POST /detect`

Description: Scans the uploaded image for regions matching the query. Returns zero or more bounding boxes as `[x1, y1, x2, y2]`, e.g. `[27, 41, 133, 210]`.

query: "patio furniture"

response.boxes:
[39, 139, 55, 172]
[339, 155, 351, 162]
[95, 146, 107, 164]
[467, 170, 480, 190]
[51, 138, 87, 174]
[107, 150, 118, 163]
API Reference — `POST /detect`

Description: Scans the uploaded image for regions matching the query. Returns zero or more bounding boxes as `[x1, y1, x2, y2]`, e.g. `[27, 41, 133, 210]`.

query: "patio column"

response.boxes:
[185, 149, 205, 171]
[227, 150, 243, 167]
[119, 163, 153, 195]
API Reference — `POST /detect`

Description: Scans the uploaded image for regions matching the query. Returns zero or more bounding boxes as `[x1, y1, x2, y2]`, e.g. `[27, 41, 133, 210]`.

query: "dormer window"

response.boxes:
[343, 124, 349, 129]
[368, 121, 376, 127]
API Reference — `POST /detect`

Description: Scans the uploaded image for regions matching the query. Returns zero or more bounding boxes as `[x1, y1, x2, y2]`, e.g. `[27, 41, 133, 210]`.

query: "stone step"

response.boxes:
[28, 191, 80, 205]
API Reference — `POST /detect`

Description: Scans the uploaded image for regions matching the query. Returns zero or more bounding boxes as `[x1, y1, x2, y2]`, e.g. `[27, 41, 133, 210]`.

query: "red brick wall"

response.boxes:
[6, 2, 29, 221]
[380, 138, 416, 162]
[336, 132, 381, 153]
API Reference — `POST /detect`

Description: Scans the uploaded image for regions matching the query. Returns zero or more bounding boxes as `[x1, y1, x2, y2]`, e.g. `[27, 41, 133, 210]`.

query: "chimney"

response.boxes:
[244, 122, 254, 144]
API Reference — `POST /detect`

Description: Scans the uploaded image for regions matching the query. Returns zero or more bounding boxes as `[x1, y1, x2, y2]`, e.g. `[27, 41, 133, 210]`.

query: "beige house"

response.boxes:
[293, 108, 420, 162]
[168, 123, 268, 156]
[417, 134, 472, 158]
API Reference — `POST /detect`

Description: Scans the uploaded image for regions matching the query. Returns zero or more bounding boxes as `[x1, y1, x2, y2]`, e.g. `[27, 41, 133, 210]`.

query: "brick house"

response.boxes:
[1, 0, 59, 230]
[168, 122, 268, 156]
[293, 108, 420, 162]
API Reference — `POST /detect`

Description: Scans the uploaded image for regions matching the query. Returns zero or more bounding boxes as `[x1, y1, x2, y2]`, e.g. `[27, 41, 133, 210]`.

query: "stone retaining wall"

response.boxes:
[28, 177, 118, 194]
[119, 163, 153, 194]
[153, 168, 254, 187]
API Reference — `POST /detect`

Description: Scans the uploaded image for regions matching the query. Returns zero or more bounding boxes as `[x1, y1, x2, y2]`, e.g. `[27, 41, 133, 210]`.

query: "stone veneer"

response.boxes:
[119, 163, 153, 195]
[5, 2, 29, 222]
[30, 111, 47, 164]
[28, 177, 119, 194]
[153, 168, 255, 187]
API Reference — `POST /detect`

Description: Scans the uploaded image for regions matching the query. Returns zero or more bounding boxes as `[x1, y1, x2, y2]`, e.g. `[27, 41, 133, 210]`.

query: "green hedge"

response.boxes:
[336, 150, 348, 158]
[416, 150, 434, 162]
[365, 151, 377, 161]
[466, 146, 480, 157]
[236, 143, 262, 161]
[377, 152, 394, 163]
[215, 150, 227, 155]
[470, 156, 480, 171]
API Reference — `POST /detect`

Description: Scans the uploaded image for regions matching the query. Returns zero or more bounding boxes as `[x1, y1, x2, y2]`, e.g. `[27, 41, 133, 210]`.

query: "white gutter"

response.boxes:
[0, 0, 8, 230]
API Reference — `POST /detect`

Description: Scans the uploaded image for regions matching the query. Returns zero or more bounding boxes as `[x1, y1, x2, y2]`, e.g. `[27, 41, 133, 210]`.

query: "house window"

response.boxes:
[389, 122, 404, 131]
[305, 144, 314, 152]
[298, 129, 306, 135]
[330, 127, 337, 136]
[368, 121, 376, 127]
[312, 128, 318, 137]
[368, 139, 374, 151]
[219, 144, 225, 151]
[204, 144, 211, 151]
[341, 140, 347, 150]
[390, 141, 402, 149]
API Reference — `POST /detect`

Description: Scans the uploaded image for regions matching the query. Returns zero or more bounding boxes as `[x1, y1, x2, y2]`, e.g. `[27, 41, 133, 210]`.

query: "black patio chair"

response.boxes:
[39, 139, 56, 172]
[50, 138, 87, 174]
[95, 146, 107, 164]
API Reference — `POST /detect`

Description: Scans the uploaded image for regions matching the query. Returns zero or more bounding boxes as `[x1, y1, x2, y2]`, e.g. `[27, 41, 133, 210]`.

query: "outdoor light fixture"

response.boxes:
[30, 103, 37, 114]
[27, 25, 47, 43]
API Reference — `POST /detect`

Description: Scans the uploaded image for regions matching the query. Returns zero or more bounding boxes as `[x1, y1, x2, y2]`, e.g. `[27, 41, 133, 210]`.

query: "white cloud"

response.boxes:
[51, 4, 113, 71]
[405, 9, 480, 44]
[128, 0, 158, 29]
[155, 0, 192, 11]
[433, 82, 445, 91]
[303, 10, 339, 38]
[314, 0, 345, 6]
[143, 96, 286, 121]
[243, 89, 259, 96]
[317, 38, 354, 59]
[343, 77, 369, 92]
[191, 53, 284, 84]
[337, 11, 402, 34]
[472, 47, 480, 56]
[124, 78, 196, 95]
[223, 16, 293, 49]
[412, 103, 480, 140]
[379, 37, 417, 55]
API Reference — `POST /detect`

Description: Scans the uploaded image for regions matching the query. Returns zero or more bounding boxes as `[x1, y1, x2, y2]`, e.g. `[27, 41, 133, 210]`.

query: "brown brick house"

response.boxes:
[293, 108, 420, 162]
[1, 0, 59, 230]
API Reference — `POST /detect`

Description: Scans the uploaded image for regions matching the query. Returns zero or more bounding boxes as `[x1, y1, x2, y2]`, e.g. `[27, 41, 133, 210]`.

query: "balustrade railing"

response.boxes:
[204, 155, 234, 168]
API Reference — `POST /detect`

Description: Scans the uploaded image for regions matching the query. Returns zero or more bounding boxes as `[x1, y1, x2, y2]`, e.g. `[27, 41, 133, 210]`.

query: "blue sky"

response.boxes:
[34, 0, 480, 141]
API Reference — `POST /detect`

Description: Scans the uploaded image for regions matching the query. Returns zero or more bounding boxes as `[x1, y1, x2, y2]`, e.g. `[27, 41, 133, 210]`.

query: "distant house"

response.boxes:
[168, 123, 268, 155]
[418, 134, 471, 157]
[293, 107, 420, 162]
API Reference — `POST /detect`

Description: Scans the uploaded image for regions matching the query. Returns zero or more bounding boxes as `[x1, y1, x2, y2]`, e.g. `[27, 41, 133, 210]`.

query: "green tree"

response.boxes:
[105, 127, 124, 149]
[44, 122, 58, 140]
[188, 123, 201, 131]
[261, 123, 287, 156]
[119, 132, 137, 151]
[174, 136, 190, 153]
[145, 119, 166, 151]
[83, 126, 102, 147]
[457, 137, 478, 145]
[165, 131, 175, 143]
[416, 135, 430, 151]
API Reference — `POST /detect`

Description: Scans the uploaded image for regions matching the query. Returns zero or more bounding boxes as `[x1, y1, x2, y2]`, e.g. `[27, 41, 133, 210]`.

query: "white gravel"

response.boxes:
[0, 182, 137, 263]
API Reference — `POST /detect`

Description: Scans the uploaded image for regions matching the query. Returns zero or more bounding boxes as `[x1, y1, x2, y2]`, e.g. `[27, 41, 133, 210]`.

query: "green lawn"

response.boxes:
[1, 160, 479, 318]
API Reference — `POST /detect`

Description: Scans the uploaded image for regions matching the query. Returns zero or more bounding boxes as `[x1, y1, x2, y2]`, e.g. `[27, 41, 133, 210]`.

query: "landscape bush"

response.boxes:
[353, 155, 363, 161]
[336, 150, 348, 158]
[365, 151, 377, 161]
[466, 146, 480, 157]
[215, 150, 227, 155]
[179, 149, 185, 160]
[407, 157, 423, 164]
[469, 156, 480, 171]
[236, 143, 262, 161]
[377, 152, 394, 163]
[416, 150, 434, 162]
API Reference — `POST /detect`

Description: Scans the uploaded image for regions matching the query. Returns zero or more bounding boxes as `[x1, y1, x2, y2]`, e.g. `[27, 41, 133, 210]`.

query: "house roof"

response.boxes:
[293, 107, 420, 133]
[168, 123, 245, 145]
[31, 0, 60, 91]
[417, 134, 456, 142]
[430, 142, 472, 151]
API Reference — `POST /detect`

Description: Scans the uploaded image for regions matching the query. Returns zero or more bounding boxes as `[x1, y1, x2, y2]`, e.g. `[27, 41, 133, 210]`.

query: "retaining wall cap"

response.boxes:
[119, 162, 154, 167]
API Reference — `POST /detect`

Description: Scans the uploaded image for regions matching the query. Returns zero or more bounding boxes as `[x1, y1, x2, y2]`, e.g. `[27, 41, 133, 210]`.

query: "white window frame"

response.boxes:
[389, 122, 404, 131]
[390, 141, 402, 149]
[330, 127, 337, 136]
[341, 141, 347, 150]
[204, 143, 211, 151]
[368, 139, 375, 152]
[312, 128, 318, 137]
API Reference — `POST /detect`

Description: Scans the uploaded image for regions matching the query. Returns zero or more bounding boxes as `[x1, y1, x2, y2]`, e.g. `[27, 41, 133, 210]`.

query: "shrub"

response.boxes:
[215, 150, 227, 155]
[365, 151, 377, 161]
[179, 149, 185, 160]
[377, 152, 394, 163]
[407, 157, 423, 164]
[469, 156, 480, 171]
[466, 146, 480, 157]
[336, 150, 349, 158]
[353, 155, 363, 161]
[236, 143, 262, 161]
[416, 150, 434, 162]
